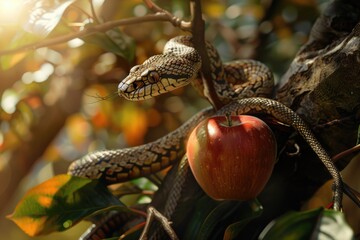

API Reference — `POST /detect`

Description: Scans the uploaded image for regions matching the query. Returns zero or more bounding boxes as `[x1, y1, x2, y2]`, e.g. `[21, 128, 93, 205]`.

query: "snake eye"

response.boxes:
[148, 71, 160, 83]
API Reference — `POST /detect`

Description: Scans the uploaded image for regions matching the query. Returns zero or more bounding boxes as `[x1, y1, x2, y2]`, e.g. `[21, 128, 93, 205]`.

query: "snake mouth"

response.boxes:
[118, 77, 190, 101]
[118, 81, 157, 101]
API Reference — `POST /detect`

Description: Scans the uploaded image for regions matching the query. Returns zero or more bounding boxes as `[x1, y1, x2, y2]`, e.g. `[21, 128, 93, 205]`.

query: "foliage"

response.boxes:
[8, 174, 127, 236]
[9, 181, 354, 239]
[259, 208, 354, 240]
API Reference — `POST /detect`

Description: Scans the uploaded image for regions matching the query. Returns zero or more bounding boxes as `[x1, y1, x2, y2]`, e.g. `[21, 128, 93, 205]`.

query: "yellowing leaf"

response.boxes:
[2, 52, 28, 69]
[11, 216, 48, 236]
[8, 174, 125, 236]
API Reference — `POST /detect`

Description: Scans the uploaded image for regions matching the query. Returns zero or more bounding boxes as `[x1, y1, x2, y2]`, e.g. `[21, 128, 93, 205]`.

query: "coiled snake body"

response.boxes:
[68, 35, 343, 211]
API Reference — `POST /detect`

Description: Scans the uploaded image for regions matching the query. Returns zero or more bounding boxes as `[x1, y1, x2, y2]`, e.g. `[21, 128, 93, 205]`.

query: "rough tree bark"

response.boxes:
[276, 0, 360, 187]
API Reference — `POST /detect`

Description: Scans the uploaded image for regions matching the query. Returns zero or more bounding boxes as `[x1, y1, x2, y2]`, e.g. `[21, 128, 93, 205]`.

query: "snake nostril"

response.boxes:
[130, 65, 141, 73]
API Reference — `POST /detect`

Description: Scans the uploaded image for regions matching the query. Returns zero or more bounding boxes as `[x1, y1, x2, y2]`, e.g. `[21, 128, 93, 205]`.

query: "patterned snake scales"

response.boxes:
[68, 36, 343, 213]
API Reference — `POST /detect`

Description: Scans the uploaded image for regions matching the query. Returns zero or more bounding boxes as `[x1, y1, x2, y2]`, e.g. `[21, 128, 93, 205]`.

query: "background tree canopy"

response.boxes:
[0, 0, 359, 239]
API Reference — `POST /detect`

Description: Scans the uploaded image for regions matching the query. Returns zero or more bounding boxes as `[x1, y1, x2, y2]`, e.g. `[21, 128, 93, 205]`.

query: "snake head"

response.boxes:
[118, 64, 159, 99]
[118, 54, 201, 101]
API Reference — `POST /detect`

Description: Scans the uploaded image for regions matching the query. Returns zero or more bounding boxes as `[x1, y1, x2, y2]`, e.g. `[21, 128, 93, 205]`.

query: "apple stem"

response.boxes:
[225, 113, 232, 127]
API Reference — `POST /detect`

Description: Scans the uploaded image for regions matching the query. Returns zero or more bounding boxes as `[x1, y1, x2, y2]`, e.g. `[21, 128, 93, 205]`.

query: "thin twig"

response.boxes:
[343, 182, 360, 208]
[143, 0, 191, 29]
[139, 206, 179, 240]
[332, 144, 360, 163]
[89, 0, 100, 23]
[314, 115, 355, 130]
[129, 207, 148, 218]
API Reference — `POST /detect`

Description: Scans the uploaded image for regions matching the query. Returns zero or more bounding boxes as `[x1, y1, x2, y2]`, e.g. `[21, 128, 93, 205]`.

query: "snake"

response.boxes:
[67, 35, 273, 184]
[68, 34, 343, 224]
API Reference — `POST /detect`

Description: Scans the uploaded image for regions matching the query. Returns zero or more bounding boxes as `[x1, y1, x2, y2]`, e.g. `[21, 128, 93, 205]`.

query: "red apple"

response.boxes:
[186, 115, 277, 200]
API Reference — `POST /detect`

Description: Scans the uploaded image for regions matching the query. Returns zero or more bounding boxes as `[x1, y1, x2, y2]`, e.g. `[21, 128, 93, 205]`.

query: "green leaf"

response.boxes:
[81, 24, 135, 60]
[259, 208, 354, 240]
[182, 196, 219, 239]
[223, 200, 263, 240]
[197, 201, 244, 240]
[182, 196, 263, 240]
[23, 0, 76, 37]
[8, 174, 126, 236]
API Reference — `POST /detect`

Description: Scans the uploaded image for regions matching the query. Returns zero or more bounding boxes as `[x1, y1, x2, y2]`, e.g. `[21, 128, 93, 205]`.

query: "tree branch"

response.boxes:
[0, 13, 190, 56]
[189, 0, 223, 110]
